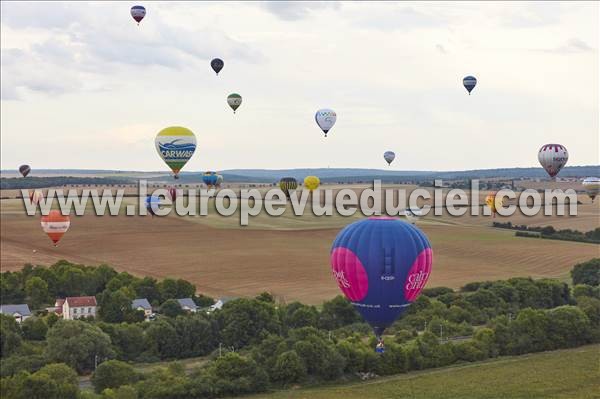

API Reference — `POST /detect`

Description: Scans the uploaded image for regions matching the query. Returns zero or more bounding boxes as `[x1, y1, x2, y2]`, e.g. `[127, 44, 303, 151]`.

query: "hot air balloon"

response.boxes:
[130, 5, 146, 25]
[330, 217, 433, 351]
[538, 144, 568, 179]
[315, 109, 336, 137]
[279, 177, 298, 198]
[383, 151, 395, 166]
[41, 211, 70, 246]
[168, 186, 177, 202]
[227, 93, 242, 113]
[463, 76, 477, 95]
[404, 208, 423, 224]
[485, 192, 502, 218]
[145, 195, 161, 217]
[29, 190, 44, 206]
[203, 172, 218, 188]
[19, 165, 31, 177]
[155, 126, 196, 179]
[582, 177, 600, 201]
[211, 58, 224, 75]
[216, 174, 224, 187]
[303, 176, 320, 192]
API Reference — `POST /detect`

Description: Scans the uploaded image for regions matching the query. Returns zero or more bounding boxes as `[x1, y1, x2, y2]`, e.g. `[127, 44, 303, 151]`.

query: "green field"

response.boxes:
[252, 345, 600, 399]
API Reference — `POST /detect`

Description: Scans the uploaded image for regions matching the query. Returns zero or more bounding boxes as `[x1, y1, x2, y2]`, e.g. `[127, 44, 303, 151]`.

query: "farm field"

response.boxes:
[252, 345, 600, 399]
[1, 184, 598, 304]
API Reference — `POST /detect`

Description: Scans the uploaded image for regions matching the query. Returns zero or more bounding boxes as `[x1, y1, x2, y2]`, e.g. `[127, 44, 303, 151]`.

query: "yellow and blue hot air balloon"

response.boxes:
[155, 126, 196, 179]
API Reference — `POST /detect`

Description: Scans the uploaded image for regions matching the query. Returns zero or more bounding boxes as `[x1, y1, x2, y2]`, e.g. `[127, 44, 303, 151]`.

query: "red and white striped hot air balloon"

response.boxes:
[538, 144, 568, 179]
[41, 210, 70, 246]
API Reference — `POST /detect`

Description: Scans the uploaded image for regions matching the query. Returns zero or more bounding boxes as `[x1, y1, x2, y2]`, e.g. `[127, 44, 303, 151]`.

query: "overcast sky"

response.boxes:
[1, 1, 598, 172]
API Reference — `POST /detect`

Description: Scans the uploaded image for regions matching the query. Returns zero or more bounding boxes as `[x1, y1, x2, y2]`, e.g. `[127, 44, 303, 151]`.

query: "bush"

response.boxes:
[571, 259, 600, 286]
[91, 360, 138, 393]
[272, 350, 307, 384]
[21, 317, 48, 341]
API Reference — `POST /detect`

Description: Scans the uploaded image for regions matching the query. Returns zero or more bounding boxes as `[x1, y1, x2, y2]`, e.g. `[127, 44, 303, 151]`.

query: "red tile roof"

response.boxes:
[65, 296, 97, 307]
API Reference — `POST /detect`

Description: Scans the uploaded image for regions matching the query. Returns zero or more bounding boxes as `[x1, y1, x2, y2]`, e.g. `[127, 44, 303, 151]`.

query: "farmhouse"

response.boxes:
[132, 298, 153, 319]
[0, 304, 31, 323]
[177, 298, 198, 313]
[55, 296, 97, 320]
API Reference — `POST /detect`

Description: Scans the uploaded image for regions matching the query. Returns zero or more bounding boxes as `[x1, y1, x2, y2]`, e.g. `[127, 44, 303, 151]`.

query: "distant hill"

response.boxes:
[1, 166, 598, 188]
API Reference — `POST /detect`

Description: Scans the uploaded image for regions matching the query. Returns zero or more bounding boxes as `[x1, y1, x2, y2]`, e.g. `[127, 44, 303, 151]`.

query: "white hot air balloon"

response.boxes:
[582, 177, 600, 201]
[315, 109, 337, 137]
[384, 151, 396, 165]
[538, 144, 568, 179]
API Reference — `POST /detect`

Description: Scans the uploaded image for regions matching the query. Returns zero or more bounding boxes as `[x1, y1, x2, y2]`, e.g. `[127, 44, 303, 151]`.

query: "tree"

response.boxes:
[318, 296, 360, 330]
[98, 290, 134, 323]
[144, 320, 179, 359]
[35, 363, 79, 399]
[272, 350, 307, 384]
[45, 320, 115, 373]
[0, 314, 22, 358]
[21, 317, 48, 341]
[255, 292, 275, 303]
[546, 306, 592, 348]
[571, 259, 600, 286]
[173, 315, 216, 358]
[507, 308, 550, 355]
[217, 299, 281, 349]
[25, 277, 49, 309]
[159, 299, 184, 318]
[91, 360, 137, 393]
[207, 352, 268, 396]
[102, 323, 145, 361]
[131, 277, 160, 304]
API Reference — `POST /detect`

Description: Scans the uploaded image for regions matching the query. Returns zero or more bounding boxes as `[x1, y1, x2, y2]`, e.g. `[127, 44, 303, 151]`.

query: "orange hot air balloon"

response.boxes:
[485, 192, 502, 218]
[41, 210, 70, 246]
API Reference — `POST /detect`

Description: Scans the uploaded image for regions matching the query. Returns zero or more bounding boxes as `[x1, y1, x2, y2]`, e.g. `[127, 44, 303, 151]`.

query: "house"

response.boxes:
[176, 298, 197, 313]
[0, 304, 31, 323]
[60, 296, 97, 320]
[208, 297, 236, 313]
[132, 298, 153, 319]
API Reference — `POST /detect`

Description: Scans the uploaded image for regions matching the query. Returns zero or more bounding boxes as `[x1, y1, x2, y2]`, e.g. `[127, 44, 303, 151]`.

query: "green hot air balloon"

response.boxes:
[227, 93, 242, 113]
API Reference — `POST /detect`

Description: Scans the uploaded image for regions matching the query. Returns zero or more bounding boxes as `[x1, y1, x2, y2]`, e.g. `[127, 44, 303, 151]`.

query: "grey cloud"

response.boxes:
[436, 44, 447, 54]
[531, 38, 595, 54]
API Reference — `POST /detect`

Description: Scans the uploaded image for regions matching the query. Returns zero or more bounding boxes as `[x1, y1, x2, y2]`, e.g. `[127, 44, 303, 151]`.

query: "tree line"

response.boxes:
[493, 222, 600, 244]
[0, 258, 599, 399]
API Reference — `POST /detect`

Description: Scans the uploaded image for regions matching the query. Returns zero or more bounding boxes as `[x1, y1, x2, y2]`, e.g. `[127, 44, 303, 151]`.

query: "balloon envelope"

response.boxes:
[155, 126, 196, 178]
[216, 174, 224, 187]
[315, 109, 337, 136]
[19, 165, 31, 177]
[331, 217, 433, 338]
[227, 93, 242, 113]
[303, 176, 320, 191]
[538, 144, 568, 178]
[41, 210, 70, 246]
[582, 177, 600, 200]
[383, 151, 395, 165]
[145, 195, 161, 216]
[130, 5, 146, 24]
[463, 76, 477, 94]
[211, 58, 224, 75]
[29, 190, 44, 206]
[279, 177, 298, 197]
[168, 187, 177, 201]
[203, 172, 218, 187]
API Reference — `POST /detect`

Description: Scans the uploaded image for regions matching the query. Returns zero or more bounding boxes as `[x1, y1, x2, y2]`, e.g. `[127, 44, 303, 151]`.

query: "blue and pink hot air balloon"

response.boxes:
[330, 217, 433, 350]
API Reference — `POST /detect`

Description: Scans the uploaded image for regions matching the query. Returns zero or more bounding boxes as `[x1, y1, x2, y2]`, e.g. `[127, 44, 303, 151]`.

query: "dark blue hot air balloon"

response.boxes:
[330, 217, 433, 351]
[211, 58, 224, 75]
[463, 75, 477, 95]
